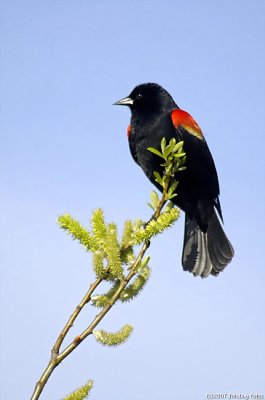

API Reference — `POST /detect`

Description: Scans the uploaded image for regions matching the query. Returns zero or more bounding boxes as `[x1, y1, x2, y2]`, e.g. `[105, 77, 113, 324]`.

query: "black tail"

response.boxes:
[182, 211, 234, 278]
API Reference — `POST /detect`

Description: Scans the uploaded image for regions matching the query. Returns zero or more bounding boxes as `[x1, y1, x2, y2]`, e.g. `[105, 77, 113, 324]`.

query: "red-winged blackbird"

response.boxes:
[114, 83, 234, 278]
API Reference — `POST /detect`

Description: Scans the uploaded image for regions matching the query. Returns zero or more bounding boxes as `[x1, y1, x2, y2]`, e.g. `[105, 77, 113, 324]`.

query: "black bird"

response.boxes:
[114, 83, 234, 277]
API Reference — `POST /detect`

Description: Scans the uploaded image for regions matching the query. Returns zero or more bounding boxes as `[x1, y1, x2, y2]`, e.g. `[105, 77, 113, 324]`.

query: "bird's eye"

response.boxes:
[136, 93, 143, 100]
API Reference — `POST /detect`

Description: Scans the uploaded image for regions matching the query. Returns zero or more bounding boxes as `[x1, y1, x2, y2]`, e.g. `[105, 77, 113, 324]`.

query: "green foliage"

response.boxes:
[58, 137, 184, 326]
[59, 208, 171, 276]
[148, 138, 186, 199]
[93, 324, 133, 346]
[147, 190, 160, 211]
[91, 209, 107, 247]
[58, 214, 97, 252]
[57, 137, 184, 342]
[120, 266, 151, 302]
[148, 137, 186, 168]
[92, 251, 106, 279]
[63, 380, 93, 400]
[121, 220, 134, 247]
[105, 223, 123, 280]
[133, 207, 180, 243]
[57, 137, 185, 396]
[120, 220, 136, 264]
[30, 137, 186, 400]
[91, 281, 121, 308]
[91, 265, 151, 307]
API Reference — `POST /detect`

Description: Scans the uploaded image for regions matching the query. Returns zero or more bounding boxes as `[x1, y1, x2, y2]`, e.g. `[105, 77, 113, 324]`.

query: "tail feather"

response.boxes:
[182, 212, 234, 278]
[207, 211, 234, 275]
[182, 216, 213, 278]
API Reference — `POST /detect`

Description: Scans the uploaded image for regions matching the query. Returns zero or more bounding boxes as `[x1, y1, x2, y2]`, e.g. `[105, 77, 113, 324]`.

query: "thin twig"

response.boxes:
[30, 175, 171, 400]
[30, 277, 102, 400]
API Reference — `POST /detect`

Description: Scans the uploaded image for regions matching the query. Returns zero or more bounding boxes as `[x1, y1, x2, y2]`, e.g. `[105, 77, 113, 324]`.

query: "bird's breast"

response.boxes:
[128, 113, 176, 180]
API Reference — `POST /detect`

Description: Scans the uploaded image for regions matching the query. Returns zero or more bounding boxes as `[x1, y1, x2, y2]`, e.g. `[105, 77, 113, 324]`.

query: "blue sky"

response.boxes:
[1, 1, 265, 399]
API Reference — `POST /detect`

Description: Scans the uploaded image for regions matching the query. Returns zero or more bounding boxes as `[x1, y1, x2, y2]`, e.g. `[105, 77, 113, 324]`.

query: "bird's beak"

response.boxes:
[113, 96, 134, 106]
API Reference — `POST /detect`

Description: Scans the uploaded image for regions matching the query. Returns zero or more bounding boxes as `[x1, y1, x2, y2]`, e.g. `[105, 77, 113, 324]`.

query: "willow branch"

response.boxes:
[52, 277, 103, 355]
[30, 277, 102, 400]
[30, 165, 174, 400]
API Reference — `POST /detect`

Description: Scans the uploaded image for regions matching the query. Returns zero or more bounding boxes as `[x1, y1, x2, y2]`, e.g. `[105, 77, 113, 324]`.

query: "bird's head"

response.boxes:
[114, 83, 177, 115]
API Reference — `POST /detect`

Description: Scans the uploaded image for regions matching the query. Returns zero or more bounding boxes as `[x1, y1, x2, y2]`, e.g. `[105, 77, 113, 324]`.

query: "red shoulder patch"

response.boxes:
[127, 124, 131, 138]
[171, 109, 204, 140]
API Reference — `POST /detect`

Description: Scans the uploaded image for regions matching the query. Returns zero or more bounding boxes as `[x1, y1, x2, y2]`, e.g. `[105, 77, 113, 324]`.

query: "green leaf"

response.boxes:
[169, 137, 177, 147]
[153, 171, 163, 184]
[173, 140, 184, 153]
[147, 147, 164, 158]
[178, 166, 187, 171]
[140, 256, 151, 270]
[164, 201, 175, 212]
[160, 137, 167, 154]
[165, 193, 177, 200]
[150, 191, 160, 208]
[173, 152, 186, 158]
[147, 202, 155, 211]
[167, 181, 178, 198]
[163, 145, 173, 159]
